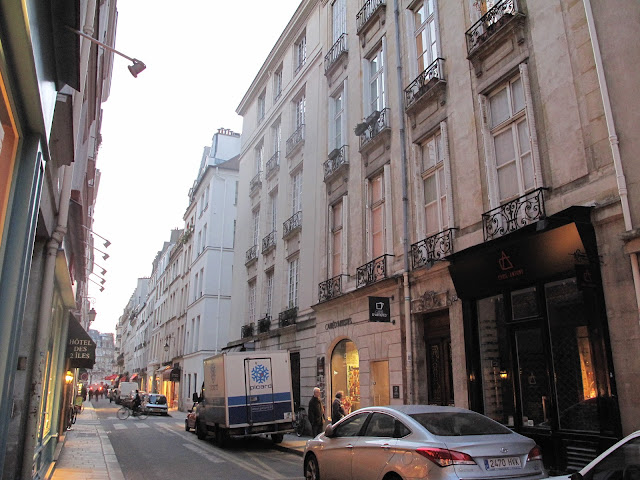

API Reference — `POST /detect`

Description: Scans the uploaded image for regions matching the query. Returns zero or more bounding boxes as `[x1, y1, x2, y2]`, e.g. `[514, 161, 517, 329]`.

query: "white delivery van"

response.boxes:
[194, 351, 294, 445]
[117, 382, 139, 404]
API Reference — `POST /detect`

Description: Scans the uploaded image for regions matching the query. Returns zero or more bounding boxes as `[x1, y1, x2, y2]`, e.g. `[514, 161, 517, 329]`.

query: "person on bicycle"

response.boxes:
[308, 387, 325, 437]
[132, 390, 142, 414]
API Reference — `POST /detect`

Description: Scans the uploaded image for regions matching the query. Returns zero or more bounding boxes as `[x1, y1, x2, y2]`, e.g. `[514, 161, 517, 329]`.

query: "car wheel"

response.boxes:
[196, 421, 207, 440]
[271, 433, 284, 444]
[185, 420, 190, 431]
[304, 454, 320, 480]
[382, 474, 403, 480]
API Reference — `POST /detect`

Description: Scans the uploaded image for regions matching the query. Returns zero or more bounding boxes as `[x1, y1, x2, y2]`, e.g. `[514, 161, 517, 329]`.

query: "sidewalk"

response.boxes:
[278, 434, 310, 456]
[48, 401, 124, 480]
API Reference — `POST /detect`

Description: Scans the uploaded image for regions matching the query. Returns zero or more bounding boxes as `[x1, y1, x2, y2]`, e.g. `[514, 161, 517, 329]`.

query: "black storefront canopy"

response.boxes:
[66, 314, 96, 369]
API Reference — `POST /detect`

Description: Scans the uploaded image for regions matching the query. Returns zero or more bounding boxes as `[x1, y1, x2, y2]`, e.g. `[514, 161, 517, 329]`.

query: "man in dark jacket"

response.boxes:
[332, 391, 346, 424]
[308, 387, 325, 437]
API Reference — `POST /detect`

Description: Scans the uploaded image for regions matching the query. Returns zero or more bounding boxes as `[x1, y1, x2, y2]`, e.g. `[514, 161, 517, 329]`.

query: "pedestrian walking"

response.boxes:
[308, 387, 325, 437]
[331, 391, 346, 424]
[88, 388, 93, 401]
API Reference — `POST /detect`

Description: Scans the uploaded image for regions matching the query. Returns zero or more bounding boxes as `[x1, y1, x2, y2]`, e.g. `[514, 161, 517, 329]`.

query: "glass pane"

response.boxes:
[364, 413, 396, 437]
[490, 87, 510, 127]
[371, 175, 383, 202]
[582, 437, 640, 480]
[333, 202, 343, 229]
[415, 4, 425, 24]
[334, 413, 368, 437]
[332, 231, 342, 277]
[422, 136, 437, 171]
[477, 295, 516, 426]
[517, 119, 530, 155]
[511, 287, 539, 321]
[522, 153, 534, 190]
[497, 163, 518, 201]
[410, 411, 512, 436]
[512, 77, 525, 113]
[423, 174, 437, 203]
[494, 129, 515, 167]
[515, 328, 551, 429]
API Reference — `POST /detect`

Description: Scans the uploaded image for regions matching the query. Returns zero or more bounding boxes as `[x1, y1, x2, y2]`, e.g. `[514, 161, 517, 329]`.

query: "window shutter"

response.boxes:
[381, 36, 388, 110]
[440, 120, 454, 229]
[479, 94, 499, 209]
[342, 194, 348, 274]
[384, 163, 393, 255]
[519, 63, 543, 188]
[342, 78, 348, 148]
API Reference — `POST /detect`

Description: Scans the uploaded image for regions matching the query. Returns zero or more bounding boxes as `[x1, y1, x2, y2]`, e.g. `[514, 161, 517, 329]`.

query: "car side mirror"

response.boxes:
[324, 424, 335, 437]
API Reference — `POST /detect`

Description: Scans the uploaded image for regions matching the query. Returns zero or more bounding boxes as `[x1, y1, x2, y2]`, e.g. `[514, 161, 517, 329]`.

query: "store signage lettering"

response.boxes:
[326, 318, 352, 330]
[497, 251, 524, 281]
[369, 296, 391, 322]
[68, 338, 93, 359]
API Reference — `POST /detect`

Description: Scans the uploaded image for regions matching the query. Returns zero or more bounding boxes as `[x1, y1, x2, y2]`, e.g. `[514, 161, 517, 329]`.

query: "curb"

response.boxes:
[274, 443, 304, 457]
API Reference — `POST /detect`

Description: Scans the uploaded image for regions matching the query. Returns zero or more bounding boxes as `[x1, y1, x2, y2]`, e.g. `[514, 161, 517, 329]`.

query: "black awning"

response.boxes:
[66, 314, 96, 369]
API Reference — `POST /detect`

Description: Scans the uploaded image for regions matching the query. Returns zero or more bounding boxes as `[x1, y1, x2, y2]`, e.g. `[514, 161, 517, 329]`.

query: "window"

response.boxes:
[199, 268, 204, 297]
[202, 224, 207, 253]
[294, 33, 307, 73]
[270, 191, 278, 232]
[252, 209, 260, 246]
[412, 0, 438, 74]
[369, 173, 385, 258]
[248, 281, 257, 323]
[294, 95, 306, 130]
[272, 121, 281, 156]
[363, 413, 397, 437]
[265, 271, 274, 315]
[421, 131, 448, 235]
[332, 0, 347, 42]
[486, 75, 534, 203]
[330, 87, 345, 150]
[234, 181, 239, 205]
[473, 0, 499, 18]
[255, 142, 264, 175]
[331, 200, 343, 277]
[273, 66, 283, 101]
[257, 91, 266, 123]
[288, 257, 299, 308]
[365, 45, 386, 115]
[333, 413, 369, 437]
[204, 185, 210, 209]
[292, 171, 302, 214]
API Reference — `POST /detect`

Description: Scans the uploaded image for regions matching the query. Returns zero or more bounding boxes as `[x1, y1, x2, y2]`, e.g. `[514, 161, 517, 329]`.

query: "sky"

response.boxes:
[89, 1, 302, 334]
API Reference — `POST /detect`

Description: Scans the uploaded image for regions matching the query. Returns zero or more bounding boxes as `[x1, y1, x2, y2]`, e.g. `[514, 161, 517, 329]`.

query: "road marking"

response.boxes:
[113, 424, 127, 430]
[134, 423, 150, 428]
[183, 443, 224, 463]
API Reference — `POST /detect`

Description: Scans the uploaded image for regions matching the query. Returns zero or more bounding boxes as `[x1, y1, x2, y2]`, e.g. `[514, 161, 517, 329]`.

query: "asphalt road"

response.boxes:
[94, 402, 305, 480]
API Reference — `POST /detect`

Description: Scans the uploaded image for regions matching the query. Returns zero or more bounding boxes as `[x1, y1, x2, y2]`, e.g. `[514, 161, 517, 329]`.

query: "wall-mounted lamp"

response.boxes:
[499, 370, 508, 380]
[82, 225, 112, 248]
[65, 370, 74, 384]
[66, 26, 146, 78]
[88, 308, 97, 323]
[88, 278, 105, 292]
[83, 241, 109, 260]
[164, 342, 169, 352]
[94, 263, 107, 276]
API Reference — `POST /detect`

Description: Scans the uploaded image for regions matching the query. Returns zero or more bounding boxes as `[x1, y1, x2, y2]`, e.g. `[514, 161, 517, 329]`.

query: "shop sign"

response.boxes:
[369, 297, 391, 322]
[66, 315, 96, 369]
[326, 318, 352, 330]
[170, 368, 181, 382]
[393, 386, 400, 399]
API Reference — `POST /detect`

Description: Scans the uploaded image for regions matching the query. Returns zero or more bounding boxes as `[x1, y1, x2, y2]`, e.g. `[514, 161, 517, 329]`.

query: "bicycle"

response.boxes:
[294, 406, 307, 437]
[116, 405, 148, 420]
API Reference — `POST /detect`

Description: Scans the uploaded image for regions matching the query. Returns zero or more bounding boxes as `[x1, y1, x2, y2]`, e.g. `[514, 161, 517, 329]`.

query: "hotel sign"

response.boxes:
[66, 315, 96, 369]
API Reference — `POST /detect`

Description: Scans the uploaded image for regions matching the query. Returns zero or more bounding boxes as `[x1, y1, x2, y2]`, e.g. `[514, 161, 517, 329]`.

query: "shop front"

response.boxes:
[449, 207, 621, 473]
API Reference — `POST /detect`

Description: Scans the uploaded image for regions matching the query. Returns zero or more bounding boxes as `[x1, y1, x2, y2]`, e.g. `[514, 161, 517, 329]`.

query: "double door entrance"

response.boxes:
[424, 311, 454, 406]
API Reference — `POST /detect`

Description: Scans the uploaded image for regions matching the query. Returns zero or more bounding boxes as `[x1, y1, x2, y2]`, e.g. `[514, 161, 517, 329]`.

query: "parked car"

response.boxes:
[185, 403, 198, 432]
[303, 405, 547, 480]
[547, 430, 640, 480]
[142, 393, 168, 415]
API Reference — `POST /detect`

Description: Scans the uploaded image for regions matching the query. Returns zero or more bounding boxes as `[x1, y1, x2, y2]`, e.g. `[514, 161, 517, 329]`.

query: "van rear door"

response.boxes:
[244, 357, 276, 424]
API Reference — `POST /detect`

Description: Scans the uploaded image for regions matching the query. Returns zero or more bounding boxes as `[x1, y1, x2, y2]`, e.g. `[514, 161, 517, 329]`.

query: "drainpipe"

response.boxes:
[393, 0, 414, 404]
[583, 0, 640, 319]
[213, 169, 228, 354]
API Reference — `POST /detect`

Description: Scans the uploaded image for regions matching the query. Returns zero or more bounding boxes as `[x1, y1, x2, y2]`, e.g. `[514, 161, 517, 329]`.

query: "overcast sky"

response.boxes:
[89, 1, 302, 333]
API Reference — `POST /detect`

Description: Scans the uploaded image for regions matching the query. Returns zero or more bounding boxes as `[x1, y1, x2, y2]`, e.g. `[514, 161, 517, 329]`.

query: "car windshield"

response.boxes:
[149, 395, 167, 405]
[410, 412, 512, 436]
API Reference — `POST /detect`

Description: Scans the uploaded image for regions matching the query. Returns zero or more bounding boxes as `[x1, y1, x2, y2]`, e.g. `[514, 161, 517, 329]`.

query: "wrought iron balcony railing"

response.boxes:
[318, 274, 347, 303]
[286, 124, 305, 157]
[357, 0, 385, 34]
[359, 108, 390, 150]
[411, 228, 456, 270]
[465, 0, 522, 54]
[279, 306, 298, 328]
[283, 211, 302, 239]
[482, 188, 546, 241]
[257, 315, 271, 333]
[245, 245, 258, 265]
[262, 230, 277, 253]
[324, 34, 348, 73]
[323, 145, 349, 181]
[250, 171, 262, 192]
[356, 254, 392, 288]
[241, 323, 254, 338]
[404, 58, 445, 110]
[266, 151, 280, 178]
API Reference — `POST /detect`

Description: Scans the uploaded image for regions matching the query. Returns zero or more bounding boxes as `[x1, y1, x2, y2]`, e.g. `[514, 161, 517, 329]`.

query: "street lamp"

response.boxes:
[88, 308, 97, 323]
[81, 225, 112, 248]
[83, 241, 109, 260]
[88, 278, 105, 292]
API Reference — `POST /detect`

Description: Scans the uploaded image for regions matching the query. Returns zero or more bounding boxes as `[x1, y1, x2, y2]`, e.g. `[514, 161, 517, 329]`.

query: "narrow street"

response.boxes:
[93, 402, 305, 480]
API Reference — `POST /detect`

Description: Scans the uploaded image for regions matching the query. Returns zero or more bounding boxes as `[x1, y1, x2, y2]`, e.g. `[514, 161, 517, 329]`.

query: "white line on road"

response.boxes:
[134, 423, 150, 428]
[183, 443, 224, 463]
[113, 424, 127, 430]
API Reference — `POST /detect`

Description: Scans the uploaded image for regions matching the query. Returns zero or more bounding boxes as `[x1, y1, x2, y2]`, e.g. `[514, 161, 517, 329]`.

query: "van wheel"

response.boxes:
[271, 433, 284, 444]
[196, 421, 207, 440]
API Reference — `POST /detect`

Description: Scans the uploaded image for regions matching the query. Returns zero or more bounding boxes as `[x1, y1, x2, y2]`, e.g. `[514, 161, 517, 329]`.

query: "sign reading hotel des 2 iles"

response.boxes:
[67, 317, 96, 369]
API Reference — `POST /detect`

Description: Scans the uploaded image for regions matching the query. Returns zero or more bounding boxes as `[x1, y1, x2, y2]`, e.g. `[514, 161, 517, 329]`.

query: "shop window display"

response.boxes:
[331, 339, 360, 413]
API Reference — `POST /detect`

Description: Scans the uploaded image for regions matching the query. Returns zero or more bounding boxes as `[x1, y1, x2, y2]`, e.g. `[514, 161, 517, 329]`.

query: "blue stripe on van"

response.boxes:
[228, 391, 291, 406]
[228, 401, 293, 426]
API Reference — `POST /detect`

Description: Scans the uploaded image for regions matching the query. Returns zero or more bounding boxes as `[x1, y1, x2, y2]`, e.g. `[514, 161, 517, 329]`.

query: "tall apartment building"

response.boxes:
[88, 330, 116, 383]
[231, 0, 640, 472]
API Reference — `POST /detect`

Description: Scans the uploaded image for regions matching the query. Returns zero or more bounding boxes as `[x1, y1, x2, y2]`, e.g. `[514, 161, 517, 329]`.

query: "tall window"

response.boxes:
[270, 191, 278, 232]
[272, 121, 281, 155]
[294, 33, 307, 73]
[422, 132, 448, 235]
[254, 142, 264, 174]
[273, 66, 283, 101]
[265, 271, 274, 316]
[252, 209, 260, 246]
[369, 173, 385, 258]
[366, 46, 385, 114]
[413, 0, 438, 73]
[292, 171, 303, 214]
[332, 0, 347, 42]
[202, 224, 207, 252]
[330, 88, 344, 150]
[331, 200, 344, 277]
[248, 281, 257, 323]
[257, 91, 266, 123]
[488, 75, 534, 203]
[294, 95, 306, 129]
[288, 257, 299, 308]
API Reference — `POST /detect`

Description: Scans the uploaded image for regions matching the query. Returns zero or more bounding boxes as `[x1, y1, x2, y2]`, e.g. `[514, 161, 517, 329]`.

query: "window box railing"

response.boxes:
[411, 228, 456, 270]
[482, 188, 546, 241]
[357, 0, 386, 34]
[283, 211, 302, 239]
[250, 171, 262, 192]
[279, 306, 298, 328]
[404, 58, 445, 110]
[323, 145, 349, 181]
[465, 0, 523, 55]
[245, 245, 258, 265]
[262, 230, 277, 253]
[318, 274, 347, 303]
[266, 151, 280, 178]
[358, 108, 390, 150]
[356, 254, 392, 288]
[241, 323, 254, 338]
[324, 34, 348, 74]
[257, 315, 271, 333]
[286, 124, 305, 157]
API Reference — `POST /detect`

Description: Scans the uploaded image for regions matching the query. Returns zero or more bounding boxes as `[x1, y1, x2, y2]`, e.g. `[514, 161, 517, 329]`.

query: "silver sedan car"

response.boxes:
[303, 405, 547, 480]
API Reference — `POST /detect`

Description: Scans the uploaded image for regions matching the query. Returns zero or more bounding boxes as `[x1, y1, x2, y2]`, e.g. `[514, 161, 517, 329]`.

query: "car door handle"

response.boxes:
[346, 444, 354, 449]
[381, 444, 391, 450]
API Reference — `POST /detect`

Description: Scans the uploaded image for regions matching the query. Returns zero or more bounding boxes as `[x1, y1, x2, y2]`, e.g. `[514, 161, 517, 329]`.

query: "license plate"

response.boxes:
[484, 457, 522, 470]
